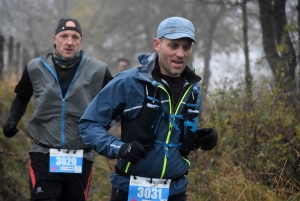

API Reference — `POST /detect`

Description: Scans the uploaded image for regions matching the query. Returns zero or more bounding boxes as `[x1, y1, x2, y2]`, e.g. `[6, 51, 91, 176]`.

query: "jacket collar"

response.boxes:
[138, 53, 201, 85]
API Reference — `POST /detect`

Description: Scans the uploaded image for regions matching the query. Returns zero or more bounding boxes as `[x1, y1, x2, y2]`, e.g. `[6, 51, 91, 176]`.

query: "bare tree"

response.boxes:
[200, 6, 226, 94]
[258, 0, 297, 92]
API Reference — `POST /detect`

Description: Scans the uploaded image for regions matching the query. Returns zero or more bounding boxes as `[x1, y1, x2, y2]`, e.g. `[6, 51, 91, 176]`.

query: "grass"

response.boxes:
[1, 76, 300, 201]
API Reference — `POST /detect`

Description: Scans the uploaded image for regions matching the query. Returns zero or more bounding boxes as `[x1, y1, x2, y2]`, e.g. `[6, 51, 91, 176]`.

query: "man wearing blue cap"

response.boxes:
[3, 18, 113, 201]
[79, 16, 217, 201]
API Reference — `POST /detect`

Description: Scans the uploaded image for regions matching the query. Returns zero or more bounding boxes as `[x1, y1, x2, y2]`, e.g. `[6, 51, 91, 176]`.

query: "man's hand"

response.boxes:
[3, 121, 19, 138]
[196, 128, 218, 150]
[180, 133, 197, 157]
[118, 141, 152, 165]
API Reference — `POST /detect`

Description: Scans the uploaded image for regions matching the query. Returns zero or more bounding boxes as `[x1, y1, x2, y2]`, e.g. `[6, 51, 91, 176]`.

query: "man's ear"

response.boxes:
[154, 38, 160, 52]
[53, 35, 57, 46]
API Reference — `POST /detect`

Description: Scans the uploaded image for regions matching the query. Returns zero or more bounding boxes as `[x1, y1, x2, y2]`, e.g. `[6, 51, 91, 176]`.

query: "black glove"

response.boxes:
[196, 128, 218, 150]
[118, 141, 152, 165]
[180, 133, 197, 157]
[3, 121, 19, 138]
[3, 95, 28, 138]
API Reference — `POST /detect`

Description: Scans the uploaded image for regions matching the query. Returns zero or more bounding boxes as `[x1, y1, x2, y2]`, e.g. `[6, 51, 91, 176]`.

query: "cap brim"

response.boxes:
[164, 33, 196, 44]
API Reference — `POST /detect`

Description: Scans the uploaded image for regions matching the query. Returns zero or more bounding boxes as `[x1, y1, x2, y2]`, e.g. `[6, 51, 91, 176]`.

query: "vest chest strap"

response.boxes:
[154, 140, 182, 158]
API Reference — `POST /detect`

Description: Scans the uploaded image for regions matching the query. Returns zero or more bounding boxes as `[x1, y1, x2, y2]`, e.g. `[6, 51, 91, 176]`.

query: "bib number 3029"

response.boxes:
[49, 149, 83, 173]
[128, 176, 170, 201]
[55, 156, 77, 166]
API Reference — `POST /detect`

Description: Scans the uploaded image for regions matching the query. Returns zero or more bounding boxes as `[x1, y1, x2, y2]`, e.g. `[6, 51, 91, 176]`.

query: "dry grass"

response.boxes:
[1, 76, 300, 201]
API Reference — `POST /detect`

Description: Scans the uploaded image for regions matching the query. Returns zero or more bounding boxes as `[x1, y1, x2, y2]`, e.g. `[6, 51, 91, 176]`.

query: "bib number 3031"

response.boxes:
[49, 149, 83, 173]
[128, 175, 171, 201]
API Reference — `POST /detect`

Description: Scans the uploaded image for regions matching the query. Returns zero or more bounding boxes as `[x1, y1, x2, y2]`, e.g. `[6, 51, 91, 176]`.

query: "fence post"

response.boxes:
[8, 36, 14, 69]
[23, 47, 30, 67]
[16, 42, 21, 79]
[0, 35, 4, 78]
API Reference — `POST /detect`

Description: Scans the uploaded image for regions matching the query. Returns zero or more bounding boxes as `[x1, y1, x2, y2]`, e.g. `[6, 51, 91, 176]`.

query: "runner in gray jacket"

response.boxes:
[3, 18, 112, 201]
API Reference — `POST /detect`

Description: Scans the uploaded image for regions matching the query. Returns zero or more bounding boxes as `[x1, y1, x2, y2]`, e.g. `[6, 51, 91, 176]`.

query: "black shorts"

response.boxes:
[29, 152, 93, 201]
[109, 187, 187, 201]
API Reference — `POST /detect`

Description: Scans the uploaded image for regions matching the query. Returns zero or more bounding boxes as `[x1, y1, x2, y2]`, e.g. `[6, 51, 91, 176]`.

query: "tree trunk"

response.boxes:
[258, 0, 280, 79]
[273, 0, 297, 91]
[258, 0, 297, 92]
[201, 9, 225, 94]
[242, 0, 252, 97]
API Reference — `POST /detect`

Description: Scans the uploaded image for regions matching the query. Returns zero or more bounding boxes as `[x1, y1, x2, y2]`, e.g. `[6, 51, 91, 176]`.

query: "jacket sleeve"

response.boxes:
[195, 83, 203, 131]
[103, 67, 114, 87]
[14, 65, 33, 103]
[6, 66, 33, 124]
[6, 95, 29, 124]
[79, 74, 127, 159]
[196, 83, 203, 117]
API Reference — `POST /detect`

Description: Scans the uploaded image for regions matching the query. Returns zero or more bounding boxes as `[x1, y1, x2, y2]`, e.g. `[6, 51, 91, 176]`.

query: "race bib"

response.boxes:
[49, 149, 83, 173]
[128, 175, 171, 201]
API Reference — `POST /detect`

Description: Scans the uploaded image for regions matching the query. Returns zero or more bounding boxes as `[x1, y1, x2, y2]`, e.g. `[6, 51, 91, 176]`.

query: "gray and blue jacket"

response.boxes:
[27, 52, 108, 161]
[79, 52, 202, 195]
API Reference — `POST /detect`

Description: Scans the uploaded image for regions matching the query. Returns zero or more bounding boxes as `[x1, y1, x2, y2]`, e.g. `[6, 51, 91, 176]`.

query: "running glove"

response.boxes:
[195, 128, 218, 150]
[118, 141, 152, 165]
[180, 132, 197, 157]
[3, 95, 28, 138]
[3, 121, 19, 138]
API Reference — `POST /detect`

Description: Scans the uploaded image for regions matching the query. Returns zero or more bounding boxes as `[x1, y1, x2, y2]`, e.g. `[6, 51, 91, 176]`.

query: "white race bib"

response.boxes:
[128, 175, 171, 201]
[49, 149, 83, 173]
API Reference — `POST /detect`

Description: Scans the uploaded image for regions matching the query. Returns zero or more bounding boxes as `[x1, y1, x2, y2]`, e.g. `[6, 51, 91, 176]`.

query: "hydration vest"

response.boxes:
[120, 80, 200, 156]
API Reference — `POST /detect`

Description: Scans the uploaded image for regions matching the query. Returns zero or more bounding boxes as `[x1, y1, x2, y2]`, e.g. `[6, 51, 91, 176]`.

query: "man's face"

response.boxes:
[154, 37, 192, 77]
[53, 21, 82, 60]
[118, 61, 128, 72]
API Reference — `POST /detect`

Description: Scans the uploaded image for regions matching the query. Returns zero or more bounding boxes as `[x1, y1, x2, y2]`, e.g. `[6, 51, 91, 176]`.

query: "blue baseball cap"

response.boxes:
[157, 17, 196, 44]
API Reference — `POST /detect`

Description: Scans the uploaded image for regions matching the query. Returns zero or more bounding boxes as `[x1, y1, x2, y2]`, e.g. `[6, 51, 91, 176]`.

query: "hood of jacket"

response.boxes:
[137, 53, 201, 85]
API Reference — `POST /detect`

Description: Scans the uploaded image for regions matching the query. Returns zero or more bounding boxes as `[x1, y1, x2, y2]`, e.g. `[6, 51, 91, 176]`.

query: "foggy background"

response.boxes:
[0, 0, 299, 92]
[1, 1, 300, 200]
